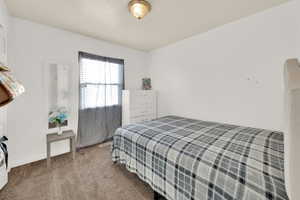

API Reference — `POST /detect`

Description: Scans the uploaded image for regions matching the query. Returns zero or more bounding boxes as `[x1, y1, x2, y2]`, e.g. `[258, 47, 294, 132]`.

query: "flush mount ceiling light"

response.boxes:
[128, 0, 152, 20]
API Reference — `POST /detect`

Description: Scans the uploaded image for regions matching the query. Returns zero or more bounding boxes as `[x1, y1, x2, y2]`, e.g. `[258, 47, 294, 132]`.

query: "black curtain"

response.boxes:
[78, 52, 124, 148]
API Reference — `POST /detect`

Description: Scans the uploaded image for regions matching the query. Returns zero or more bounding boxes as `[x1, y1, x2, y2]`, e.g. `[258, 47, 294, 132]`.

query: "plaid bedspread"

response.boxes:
[112, 116, 288, 200]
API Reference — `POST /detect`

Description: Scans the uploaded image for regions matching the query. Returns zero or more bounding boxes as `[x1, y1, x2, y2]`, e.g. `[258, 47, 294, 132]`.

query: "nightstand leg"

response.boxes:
[71, 137, 76, 160]
[47, 142, 51, 167]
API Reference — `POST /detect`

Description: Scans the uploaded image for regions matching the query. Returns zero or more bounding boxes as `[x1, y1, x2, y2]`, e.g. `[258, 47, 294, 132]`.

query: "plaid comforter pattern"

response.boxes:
[112, 116, 288, 200]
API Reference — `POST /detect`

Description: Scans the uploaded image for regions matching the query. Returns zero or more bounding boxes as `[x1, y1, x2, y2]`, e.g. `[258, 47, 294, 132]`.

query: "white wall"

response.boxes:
[7, 17, 148, 167]
[149, 1, 300, 131]
[0, 0, 10, 138]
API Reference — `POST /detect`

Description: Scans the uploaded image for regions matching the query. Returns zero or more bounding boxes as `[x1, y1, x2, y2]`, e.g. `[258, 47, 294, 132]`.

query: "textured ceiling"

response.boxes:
[5, 0, 289, 51]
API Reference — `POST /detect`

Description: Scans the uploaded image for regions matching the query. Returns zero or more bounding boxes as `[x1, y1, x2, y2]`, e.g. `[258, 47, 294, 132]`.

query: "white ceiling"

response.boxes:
[5, 0, 289, 51]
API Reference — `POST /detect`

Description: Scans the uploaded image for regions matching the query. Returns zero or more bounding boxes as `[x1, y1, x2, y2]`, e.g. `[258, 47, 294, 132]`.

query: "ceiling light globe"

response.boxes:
[128, 0, 151, 20]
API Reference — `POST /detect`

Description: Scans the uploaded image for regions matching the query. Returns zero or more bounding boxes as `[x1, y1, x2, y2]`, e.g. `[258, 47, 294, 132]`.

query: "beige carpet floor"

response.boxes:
[0, 143, 153, 200]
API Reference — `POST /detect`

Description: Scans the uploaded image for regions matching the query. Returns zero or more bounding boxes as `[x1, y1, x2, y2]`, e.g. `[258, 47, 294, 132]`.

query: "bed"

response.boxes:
[112, 116, 288, 200]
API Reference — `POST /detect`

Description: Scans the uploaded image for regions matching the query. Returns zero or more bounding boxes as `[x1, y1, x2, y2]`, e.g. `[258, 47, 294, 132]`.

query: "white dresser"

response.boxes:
[122, 90, 157, 126]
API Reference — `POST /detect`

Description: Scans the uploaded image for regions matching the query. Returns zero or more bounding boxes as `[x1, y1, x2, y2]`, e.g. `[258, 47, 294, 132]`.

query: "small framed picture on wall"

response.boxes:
[142, 78, 152, 90]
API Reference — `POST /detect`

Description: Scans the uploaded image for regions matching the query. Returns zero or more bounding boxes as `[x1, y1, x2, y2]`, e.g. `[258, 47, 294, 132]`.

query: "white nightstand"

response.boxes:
[46, 130, 76, 167]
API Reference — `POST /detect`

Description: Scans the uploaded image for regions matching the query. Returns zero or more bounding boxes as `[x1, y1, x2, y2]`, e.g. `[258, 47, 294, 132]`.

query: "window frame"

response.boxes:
[79, 51, 125, 109]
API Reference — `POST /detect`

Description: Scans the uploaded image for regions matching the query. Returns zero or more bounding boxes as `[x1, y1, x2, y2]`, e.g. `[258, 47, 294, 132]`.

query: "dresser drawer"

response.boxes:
[131, 90, 155, 97]
[130, 96, 154, 106]
[131, 106, 154, 115]
[130, 113, 156, 122]
[130, 116, 147, 123]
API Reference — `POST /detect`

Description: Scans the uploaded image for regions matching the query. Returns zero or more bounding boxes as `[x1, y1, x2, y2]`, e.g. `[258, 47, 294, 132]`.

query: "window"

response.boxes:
[79, 52, 124, 109]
